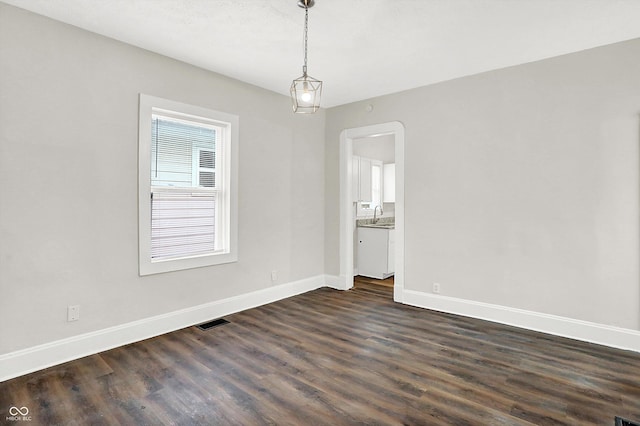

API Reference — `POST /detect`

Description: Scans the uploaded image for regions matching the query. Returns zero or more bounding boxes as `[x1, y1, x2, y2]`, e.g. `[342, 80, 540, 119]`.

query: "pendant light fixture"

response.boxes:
[290, 0, 322, 113]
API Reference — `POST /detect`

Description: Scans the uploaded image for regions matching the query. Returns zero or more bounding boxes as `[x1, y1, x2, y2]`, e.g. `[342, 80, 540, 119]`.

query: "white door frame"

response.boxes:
[339, 121, 405, 302]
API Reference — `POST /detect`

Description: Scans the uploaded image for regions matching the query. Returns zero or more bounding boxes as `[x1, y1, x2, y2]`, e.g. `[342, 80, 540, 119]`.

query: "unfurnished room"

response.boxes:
[2, 1, 640, 424]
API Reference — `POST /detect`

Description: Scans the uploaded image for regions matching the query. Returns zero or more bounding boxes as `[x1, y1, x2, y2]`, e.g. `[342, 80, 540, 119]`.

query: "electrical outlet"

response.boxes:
[271, 270, 278, 282]
[433, 283, 441, 294]
[67, 305, 80, 322]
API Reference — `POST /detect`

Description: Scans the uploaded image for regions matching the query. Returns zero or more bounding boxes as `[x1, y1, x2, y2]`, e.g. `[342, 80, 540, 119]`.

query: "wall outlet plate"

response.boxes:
[433, 283, 441, 294]
[67, 305, 80, 322]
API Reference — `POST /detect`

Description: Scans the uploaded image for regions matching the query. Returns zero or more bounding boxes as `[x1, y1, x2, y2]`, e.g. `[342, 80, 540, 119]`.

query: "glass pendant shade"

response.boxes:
[290, 0, 322, 113]
[290, 72, 322, 113]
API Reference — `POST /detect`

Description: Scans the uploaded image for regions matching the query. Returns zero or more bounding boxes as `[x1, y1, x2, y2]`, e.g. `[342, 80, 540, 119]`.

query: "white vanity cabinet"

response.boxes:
[357, 227, 395, 279]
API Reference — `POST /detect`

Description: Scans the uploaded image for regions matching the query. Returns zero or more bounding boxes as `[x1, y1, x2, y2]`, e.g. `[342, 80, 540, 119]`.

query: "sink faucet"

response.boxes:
[373, 205, 383, 223]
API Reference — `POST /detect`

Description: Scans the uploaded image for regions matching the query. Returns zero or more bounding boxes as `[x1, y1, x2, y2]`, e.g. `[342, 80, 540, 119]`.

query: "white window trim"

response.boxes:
[138, 94, 238, 276]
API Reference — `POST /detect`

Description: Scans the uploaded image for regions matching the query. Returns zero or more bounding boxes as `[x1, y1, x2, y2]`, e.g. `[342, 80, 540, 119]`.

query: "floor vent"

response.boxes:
[616, 417, 640, 426]
[196, 318, 229, 331]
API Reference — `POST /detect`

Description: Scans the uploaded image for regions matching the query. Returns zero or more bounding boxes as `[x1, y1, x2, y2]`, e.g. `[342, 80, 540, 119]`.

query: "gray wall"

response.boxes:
[0, 4, 325, 354]
[326, 39, 640, 330]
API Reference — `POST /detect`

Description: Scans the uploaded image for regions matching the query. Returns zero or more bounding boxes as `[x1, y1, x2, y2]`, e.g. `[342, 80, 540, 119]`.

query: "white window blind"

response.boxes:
[150, 115, 219, 261]
[151, 116, 217, 188]
[151, 191, 216, 259]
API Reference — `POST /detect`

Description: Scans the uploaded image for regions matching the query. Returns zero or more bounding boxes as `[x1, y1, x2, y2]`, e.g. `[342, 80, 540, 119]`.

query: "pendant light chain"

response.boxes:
[303, 5, 309, 76]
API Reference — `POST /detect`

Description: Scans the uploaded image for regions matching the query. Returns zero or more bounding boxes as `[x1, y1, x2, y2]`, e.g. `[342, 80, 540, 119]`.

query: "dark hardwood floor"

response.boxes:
[354, 274, 394, 288]
[2, 282, 640, 425]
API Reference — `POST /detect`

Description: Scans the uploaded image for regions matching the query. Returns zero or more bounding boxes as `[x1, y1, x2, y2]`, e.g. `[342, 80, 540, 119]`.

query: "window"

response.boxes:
[194, 148, 216, 188]
[138, 94, 238, 275]
[371, 163, 382, 208]
[356, 158, 383, 218]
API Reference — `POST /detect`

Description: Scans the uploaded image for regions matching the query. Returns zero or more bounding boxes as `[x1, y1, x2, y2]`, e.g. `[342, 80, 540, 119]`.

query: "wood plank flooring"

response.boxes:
[354, 275, 395, 288]
[2, 282, 640, 425]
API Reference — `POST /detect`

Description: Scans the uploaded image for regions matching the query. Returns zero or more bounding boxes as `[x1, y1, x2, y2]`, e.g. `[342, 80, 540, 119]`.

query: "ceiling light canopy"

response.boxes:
[290, 0, 322, 113]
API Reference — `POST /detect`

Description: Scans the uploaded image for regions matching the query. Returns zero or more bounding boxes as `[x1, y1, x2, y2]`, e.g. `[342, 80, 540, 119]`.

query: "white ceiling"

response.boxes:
[4, 0, 640, 108]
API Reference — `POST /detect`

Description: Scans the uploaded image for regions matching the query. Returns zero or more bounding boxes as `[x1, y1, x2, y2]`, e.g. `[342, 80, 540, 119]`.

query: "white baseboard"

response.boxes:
[400, 288, 640, 353]
[8, 279, 634, 382]
[0, 275, 328, 382]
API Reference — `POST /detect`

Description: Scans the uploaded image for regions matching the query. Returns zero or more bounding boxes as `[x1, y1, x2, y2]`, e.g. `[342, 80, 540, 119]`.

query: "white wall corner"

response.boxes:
[324, 274, 349, 290]
[393, 286, 404, 303]
[0, 275, 327, 382]
[401, 289, 640, 353]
